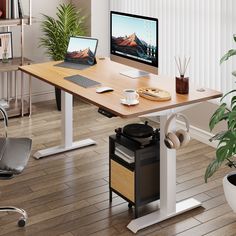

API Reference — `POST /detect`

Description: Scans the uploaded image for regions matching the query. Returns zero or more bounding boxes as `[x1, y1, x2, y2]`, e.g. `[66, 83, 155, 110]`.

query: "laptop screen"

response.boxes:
[65, 37, 98, 65]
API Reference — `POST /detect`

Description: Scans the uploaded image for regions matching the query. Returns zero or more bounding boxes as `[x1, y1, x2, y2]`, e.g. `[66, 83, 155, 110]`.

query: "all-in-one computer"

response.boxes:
[110, 11, 158, 78]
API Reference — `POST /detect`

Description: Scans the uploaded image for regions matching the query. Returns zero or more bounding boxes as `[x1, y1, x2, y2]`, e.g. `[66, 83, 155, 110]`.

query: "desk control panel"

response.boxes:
[98, 108, 117, 118]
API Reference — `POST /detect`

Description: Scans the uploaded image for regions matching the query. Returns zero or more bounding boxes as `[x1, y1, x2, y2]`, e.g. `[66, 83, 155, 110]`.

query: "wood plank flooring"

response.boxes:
[0, 99, 235, 236]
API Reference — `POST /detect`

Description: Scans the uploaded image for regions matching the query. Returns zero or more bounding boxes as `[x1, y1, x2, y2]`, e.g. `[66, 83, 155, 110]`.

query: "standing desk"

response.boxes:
[19, 58, 222, 233]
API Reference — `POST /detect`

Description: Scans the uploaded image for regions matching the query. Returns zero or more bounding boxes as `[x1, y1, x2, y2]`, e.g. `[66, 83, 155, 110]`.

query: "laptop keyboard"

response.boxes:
[55, 62, 91, 70]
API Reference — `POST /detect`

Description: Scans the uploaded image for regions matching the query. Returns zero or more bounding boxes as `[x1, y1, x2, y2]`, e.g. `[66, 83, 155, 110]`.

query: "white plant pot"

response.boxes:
[223, 171, 236, 212]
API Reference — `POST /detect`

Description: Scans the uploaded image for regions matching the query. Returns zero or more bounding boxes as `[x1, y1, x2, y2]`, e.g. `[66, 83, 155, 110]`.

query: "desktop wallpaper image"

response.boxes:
[111, 13, 157, 65]
[65, 38, 97, 65]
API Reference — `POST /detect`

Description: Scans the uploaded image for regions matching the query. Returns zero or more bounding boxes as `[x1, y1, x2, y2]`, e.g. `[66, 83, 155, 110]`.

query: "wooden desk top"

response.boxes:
[19, 58, 222, 118]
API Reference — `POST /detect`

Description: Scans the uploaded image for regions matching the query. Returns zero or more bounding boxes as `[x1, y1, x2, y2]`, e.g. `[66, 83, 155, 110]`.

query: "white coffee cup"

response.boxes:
[123, 89, 139, 104]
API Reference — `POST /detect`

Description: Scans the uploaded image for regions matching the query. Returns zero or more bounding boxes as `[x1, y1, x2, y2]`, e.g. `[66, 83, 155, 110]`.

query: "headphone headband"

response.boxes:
[164, 113, 190, 135]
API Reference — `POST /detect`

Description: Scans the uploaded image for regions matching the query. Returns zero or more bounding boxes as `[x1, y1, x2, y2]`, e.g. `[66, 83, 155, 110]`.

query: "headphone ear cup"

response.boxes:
[164, 135, 174, 149]
[176, 129, 190, 147]
[165, 132, 180, 149]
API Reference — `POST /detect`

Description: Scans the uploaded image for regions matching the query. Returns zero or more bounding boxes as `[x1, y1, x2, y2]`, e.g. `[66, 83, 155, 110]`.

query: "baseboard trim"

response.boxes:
[176, 120, 217, 148]
[24, 91, 55, 103]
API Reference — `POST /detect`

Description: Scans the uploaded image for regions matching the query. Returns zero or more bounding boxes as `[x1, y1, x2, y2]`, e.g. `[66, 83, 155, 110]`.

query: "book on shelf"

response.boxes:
[114, 145, 135, 164]
[0, 0, 8, 19]
[12, 0, 19, 19]
[114, 150, 134, 164]
[0, 0, 24, 20]
[18, 0, 24, 18]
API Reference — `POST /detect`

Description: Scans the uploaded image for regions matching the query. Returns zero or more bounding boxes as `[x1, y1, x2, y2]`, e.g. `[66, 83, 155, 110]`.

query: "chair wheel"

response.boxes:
[128, 203, 133, 209]
[18, 218, 26, 227]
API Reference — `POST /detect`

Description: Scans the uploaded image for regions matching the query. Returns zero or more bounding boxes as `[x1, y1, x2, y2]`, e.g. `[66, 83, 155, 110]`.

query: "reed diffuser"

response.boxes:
[175, 56, 190, 94]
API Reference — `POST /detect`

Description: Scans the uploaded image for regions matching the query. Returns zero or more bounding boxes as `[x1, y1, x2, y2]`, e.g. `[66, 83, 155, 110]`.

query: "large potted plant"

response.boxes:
[39, 3, 85, 110]
[205, 34, 236, 212]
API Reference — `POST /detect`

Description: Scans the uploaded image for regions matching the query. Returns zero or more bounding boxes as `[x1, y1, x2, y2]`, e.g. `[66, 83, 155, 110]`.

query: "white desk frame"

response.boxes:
[127, 112, 201, 233]
[33, 91, 96, 159]
[32, 89, 202, 231]
[33, 92, 201, 230]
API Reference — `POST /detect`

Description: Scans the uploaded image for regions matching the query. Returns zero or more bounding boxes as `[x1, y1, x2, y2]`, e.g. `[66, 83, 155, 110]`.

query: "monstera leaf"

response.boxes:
[209, 103, 228, 131]
[205, 159, 223, 183]
[216, 131, 236, 162]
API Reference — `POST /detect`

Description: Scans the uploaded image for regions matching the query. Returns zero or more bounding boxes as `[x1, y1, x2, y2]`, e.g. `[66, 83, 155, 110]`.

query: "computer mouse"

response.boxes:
[96, 87, 114, 93]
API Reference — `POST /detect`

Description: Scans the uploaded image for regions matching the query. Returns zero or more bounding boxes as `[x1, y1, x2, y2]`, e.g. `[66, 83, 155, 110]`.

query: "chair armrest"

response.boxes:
[0, 105, 8, 137]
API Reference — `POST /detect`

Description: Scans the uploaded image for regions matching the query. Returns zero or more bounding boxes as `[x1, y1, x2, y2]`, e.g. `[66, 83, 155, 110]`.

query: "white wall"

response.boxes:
[0, 0, 69, 103]
[91, 0, 109, 57]
[72, 0, 110, 56]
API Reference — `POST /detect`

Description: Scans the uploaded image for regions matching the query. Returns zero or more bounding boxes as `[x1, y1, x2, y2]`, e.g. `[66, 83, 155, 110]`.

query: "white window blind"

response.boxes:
[110, 0, 236, 103]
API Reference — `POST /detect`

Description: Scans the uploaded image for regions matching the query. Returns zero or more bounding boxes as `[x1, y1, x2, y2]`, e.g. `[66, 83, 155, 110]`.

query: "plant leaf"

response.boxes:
[216, 131, 236, 162]
[228, 111, 236, 129]
[209, 103, 227, 131]
[231, 96, 236, 110]
[221, 89, 236, 102]
[220, 49, 236, 64]
[234, 34, 236, 43]
[205, 159, 223, 183]
[232, 71, 236, 77]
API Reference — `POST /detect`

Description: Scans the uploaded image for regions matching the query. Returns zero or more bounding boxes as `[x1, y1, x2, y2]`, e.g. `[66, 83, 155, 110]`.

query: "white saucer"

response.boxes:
[120, 98, 139, 106]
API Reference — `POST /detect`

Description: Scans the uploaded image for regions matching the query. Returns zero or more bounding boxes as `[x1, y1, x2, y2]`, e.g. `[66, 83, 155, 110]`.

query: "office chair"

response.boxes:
[0, 105, 32, 227]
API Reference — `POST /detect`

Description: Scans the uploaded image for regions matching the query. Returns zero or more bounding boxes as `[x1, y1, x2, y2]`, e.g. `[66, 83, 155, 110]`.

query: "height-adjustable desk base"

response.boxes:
[33, 139, 96, 159]
[33, 91, 96, 159]
[127, 198, 201, 233]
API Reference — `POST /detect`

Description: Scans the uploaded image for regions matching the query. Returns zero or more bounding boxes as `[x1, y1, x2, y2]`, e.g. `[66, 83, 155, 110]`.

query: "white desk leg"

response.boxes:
[33, 91, 96, 159]
[127, 114, 202, 233]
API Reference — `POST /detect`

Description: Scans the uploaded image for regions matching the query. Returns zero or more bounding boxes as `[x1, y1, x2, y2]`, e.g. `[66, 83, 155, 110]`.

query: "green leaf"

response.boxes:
[232, 71, 236, 77]
[209, 103, 227, 131]
[221, 90, 236, 102]
[220, 49, 236, 64]
[228, 111, 236, 129]
[216, 131, 236, 162]
[231, 96, 236, 110]
[234, 34, 236, 43]
[205, 159, 223, 183]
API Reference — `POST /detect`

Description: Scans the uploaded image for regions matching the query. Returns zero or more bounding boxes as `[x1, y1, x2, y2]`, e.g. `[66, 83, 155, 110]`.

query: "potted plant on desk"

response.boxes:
[39, 3, 85, 111]
[205, 34, 236, 212]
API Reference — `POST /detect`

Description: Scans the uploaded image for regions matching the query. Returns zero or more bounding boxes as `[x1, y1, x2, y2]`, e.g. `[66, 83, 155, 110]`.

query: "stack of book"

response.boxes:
[0, 0, 24, 19]
[115, 145, 135, 164]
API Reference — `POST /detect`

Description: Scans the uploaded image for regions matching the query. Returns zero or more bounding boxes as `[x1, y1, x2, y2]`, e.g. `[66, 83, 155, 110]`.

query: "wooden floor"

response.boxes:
[0, 99, 235, 236]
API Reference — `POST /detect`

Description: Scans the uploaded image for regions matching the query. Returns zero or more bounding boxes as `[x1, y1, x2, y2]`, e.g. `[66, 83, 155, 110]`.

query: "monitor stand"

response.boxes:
[120, 69, 150, 79]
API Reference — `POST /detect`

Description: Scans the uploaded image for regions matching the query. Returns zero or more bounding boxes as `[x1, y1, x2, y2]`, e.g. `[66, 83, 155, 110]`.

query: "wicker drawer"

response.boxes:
[111, 160, 134, 202]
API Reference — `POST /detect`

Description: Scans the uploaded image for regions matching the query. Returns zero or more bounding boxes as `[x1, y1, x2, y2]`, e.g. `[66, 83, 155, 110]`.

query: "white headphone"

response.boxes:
[164, 113, 190, 149]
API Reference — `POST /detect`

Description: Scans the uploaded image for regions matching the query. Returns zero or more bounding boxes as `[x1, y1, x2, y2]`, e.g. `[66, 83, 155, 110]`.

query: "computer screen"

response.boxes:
[110, 11, 158, 70]
[65, 36, 98, 65]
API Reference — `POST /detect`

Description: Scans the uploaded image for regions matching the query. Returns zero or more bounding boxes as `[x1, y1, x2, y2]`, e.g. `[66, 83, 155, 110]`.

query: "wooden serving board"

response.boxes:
[137, 87, 171, 101]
